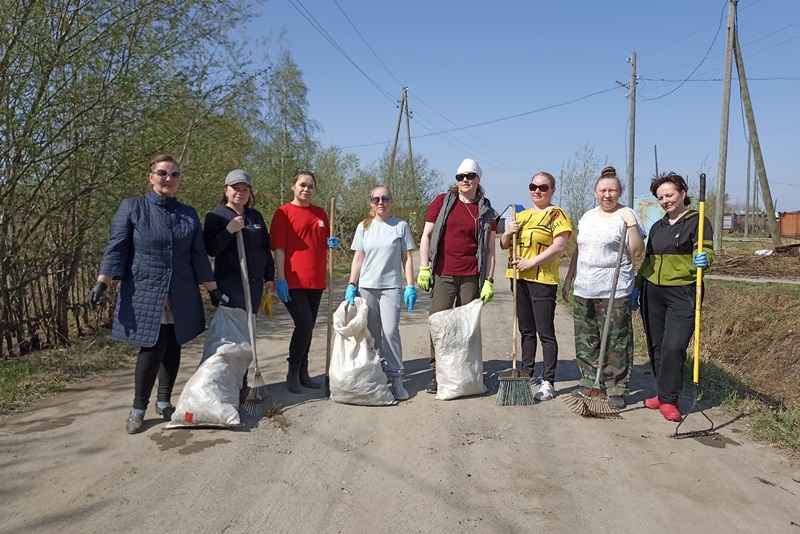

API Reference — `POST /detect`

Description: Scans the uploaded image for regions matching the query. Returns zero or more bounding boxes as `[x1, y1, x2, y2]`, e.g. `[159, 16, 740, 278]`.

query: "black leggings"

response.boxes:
[133, 324, 181, 410]
[641, 282, 695, 405]
[516, 280, 558, 384]
[282, 288, 324, 365]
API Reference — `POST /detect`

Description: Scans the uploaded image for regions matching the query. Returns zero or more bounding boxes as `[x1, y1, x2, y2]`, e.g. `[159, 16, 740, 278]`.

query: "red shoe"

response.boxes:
[659, 403, 682, 422]
[644, 396, 661, 409]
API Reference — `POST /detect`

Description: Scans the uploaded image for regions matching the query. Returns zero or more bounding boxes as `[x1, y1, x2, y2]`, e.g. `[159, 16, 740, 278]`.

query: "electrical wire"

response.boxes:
[331, 0, 404, 89]
[286, 0, 396, 104]
[639, 1, 727, 101]
[341, 86, 624, 149]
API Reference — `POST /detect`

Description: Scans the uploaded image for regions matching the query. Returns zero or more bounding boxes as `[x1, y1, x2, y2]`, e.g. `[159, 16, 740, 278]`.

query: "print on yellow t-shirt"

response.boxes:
[505, 207, 572, 285]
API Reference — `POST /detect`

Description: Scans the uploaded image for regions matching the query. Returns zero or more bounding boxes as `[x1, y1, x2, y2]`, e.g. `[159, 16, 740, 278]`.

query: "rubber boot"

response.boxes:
[299, 360, 321, 389]
[286, 364, 303, 394]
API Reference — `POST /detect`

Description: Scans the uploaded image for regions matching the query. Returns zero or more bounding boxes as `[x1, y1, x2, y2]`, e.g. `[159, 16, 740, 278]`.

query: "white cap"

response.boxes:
[456, 158, 482, 178]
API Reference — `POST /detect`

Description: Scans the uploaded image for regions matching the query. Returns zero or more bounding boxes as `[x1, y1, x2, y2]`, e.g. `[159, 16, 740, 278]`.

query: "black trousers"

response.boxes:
[282, 288, 324, 366]
[641, 282, 695, 405]
[516, 280, 558, 384]
[133, 324, 181, 410]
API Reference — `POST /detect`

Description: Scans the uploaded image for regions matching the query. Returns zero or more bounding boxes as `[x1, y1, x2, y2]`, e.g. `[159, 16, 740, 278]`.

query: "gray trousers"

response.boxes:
[358, 287, 404, 378]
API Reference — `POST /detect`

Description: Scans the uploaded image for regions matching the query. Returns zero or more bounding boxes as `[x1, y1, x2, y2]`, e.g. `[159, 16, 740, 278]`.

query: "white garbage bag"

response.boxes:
[430, 298, 486, 400]
[166, 306, 252, 428]
[329, 297, 397, 406]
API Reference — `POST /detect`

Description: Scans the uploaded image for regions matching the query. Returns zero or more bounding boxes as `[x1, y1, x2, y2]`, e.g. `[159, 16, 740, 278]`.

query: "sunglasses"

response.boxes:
[456, 172, 478, 182]
[371, 195, 392, 204]
[152, 169, 182, 180]
[529, 183, 550, 192]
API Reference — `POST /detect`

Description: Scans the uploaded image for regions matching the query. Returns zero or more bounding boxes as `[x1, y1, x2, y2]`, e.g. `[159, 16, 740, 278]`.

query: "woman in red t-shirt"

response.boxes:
[270, 170, 339, 393]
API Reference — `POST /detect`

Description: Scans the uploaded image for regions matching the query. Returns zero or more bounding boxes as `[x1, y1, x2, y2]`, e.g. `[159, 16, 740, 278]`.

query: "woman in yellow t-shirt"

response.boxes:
[500, 172, 572, 401]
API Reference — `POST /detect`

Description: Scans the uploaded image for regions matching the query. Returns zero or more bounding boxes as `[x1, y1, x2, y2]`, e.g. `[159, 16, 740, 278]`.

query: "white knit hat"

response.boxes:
[456, 158, 482, 178]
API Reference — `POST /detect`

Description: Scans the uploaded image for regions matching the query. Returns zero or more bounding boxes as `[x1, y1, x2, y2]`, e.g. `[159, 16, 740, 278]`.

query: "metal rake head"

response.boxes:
[563, 388, 621, 419]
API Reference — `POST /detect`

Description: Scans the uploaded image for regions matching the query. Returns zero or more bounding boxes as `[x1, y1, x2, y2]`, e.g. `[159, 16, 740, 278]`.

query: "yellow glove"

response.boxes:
[417, 266, 433, 292]
[479, 279, 494, 304]
[261, 291, 273, 317]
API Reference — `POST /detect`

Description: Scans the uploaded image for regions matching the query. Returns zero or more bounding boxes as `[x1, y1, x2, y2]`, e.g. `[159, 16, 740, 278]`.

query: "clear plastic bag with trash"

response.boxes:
[430, 298, 486, 400]
[166, 306, 252, 428]
[329, 297, 397, 406]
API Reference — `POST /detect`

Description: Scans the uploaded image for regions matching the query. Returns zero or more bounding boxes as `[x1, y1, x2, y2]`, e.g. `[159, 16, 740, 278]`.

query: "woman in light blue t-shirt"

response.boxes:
[345, 185, 417, 401]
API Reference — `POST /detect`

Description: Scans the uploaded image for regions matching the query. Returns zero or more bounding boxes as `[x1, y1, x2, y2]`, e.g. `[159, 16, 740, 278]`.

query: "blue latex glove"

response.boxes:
[403, 285, 417, 312]
[276, 279, 290, 302]
[345, 284, 357, 306]
[693, 252, 708, 268]
[631, 289, 640, 311]
[327, 236, 340, 249]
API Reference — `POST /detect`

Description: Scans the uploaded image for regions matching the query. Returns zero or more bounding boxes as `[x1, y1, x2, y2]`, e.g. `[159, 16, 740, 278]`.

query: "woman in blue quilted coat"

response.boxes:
[89, 154, 225, 434]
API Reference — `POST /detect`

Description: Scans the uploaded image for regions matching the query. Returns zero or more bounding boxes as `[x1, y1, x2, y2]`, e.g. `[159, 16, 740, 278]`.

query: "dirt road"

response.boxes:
[2, 250, 799, 533]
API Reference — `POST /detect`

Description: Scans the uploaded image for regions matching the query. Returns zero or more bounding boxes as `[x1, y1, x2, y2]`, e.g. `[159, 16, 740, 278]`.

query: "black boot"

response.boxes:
[286, 364, 303, 394]
[299, 361, 321, 389]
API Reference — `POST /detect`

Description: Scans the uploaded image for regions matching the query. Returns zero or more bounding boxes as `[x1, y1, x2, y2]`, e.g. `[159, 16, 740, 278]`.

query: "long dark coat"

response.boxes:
[99, 191, 214, 347]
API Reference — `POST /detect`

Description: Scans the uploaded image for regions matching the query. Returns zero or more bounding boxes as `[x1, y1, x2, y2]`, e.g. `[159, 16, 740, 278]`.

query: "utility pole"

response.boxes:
[404, 91, 417, 206]
[388, 88, 407, 192]
[627, 52, 637, 208]
[654, 145, 659, 177]
[744, 141, 751, 236]
[733, 25, 781, 246]
[714, 0, 736, 253]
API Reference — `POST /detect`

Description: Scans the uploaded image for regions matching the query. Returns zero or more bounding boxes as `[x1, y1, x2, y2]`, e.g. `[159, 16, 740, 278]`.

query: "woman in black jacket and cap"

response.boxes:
[204, 170, 275, 401]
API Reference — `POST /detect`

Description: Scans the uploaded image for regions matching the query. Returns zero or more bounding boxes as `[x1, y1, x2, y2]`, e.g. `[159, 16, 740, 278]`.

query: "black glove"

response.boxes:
[209, 288, 229, 307]
[89, 281, 108, 309]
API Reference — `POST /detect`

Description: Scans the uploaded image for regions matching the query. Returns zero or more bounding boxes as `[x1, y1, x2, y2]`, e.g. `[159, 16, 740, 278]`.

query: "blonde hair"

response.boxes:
[363, 185, 391, 230]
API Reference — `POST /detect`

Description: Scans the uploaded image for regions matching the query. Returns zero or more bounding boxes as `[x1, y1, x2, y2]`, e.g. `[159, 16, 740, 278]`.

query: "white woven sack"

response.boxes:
[329, 297, 396, 406]
[166, 306, 252, 428]
[430, 298, 486, 400]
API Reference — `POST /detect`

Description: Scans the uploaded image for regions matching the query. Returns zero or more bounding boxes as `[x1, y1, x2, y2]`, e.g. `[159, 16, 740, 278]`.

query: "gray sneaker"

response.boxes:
[608, 395, 626, 409]
[125, 412, 144, 434]
[392, 377, 409, 401]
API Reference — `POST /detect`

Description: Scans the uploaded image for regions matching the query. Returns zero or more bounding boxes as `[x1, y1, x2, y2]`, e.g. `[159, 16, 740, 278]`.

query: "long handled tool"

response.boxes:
[671, 173, 715, 439]
[324, 197, 336, 398]
[497, 231, 534, 405]
[237, 231, 266, 413]
[564, 223, 628, 418]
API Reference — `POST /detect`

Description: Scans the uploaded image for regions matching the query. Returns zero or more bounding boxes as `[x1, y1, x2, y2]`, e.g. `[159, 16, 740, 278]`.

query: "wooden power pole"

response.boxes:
[627, 52, 637, 208]
[733, 26, 781, 246]
[388, 88, 408, 192]
[714, 0, 737, 253]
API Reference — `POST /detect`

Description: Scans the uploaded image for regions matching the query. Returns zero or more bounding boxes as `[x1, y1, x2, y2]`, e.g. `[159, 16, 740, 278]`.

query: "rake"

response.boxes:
[670, 173, 716, 439]
[563, 223, 628, 418]
[496, 231, 534, 406]
[236, 231, 266, 414]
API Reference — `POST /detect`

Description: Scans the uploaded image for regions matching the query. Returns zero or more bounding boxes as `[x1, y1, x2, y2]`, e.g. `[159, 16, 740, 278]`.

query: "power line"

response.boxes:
[639, 75, 800, 82]
[639, 1, 726, 101]
[331, 0, 404, 89]
[341, 86, 624, 149]
[286, 0, 396, 104]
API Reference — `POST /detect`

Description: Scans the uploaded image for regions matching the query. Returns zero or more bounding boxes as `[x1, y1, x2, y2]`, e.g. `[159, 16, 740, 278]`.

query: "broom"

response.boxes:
[563, 223, 628, 418]
[324, 197, 336, 398]
[671, 173, 715, 439]
[496, 232, 534, 405]
[237, 231, 266, 413]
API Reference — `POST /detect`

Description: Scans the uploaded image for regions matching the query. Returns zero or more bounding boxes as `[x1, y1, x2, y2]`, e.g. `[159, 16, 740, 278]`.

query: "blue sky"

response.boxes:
[249, 0, 800, 213]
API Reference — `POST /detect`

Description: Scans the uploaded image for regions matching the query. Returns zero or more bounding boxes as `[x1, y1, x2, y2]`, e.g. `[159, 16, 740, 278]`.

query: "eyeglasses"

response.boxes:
[371, 195, 392, 204]
[456, 172, 478, 182]
[152, 169, 182, 180]
[529, 183, 550, 192]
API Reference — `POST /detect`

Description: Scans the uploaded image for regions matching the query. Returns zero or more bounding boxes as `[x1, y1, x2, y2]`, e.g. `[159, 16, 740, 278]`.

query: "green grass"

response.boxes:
[750, 406, 800, 453]
[0, 331, 132, 416]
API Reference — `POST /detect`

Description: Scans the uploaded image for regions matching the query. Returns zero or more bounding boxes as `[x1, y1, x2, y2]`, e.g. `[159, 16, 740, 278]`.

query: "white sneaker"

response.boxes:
[392, 377, 409, 401]
[534, 381, 555, 401]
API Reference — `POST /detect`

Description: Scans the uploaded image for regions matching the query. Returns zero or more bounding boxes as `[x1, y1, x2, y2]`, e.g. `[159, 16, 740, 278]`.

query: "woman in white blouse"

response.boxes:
[561, 166, 645, 409]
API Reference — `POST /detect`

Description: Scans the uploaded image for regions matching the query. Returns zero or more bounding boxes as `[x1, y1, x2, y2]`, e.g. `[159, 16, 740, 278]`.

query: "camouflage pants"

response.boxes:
[572, 296, 634, 396]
